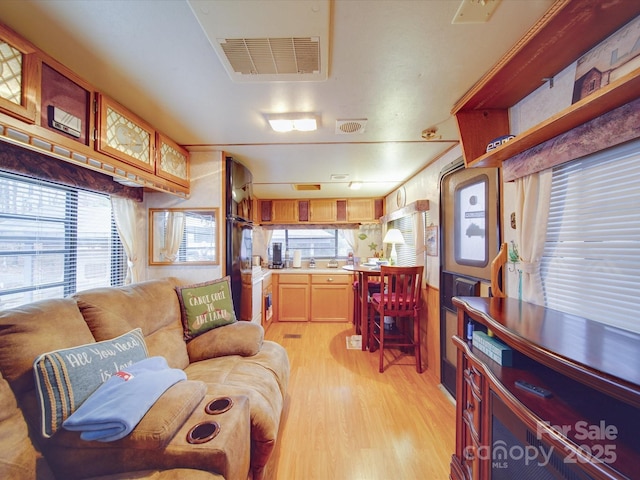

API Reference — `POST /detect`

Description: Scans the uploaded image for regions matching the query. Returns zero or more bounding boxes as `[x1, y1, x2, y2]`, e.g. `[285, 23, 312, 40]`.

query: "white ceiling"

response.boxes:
[0, 0, 554, 199]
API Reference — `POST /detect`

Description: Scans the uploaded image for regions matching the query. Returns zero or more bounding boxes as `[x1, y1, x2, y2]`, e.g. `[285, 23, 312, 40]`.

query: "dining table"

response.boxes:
[342, 263, 383, 351]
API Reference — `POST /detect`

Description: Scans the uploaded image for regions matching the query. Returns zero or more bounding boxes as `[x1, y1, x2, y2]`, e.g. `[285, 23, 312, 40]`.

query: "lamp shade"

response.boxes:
[383, 228, 404, 245]
[383, 228, 404, 265]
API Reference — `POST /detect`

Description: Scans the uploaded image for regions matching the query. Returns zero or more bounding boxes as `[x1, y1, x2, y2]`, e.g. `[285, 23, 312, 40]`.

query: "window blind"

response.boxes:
[390, 213, 423, 266]
[540, 139, 640, 333]
[0, 172, 126, 310]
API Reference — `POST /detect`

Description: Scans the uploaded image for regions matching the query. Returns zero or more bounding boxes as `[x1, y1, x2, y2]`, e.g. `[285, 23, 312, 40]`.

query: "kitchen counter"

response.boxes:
[268, 267, 352, 275]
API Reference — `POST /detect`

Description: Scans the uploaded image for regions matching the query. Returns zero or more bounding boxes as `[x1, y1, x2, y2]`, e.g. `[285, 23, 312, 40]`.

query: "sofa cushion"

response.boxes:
[184, 340, 290, 477]
[187, 322, 264, 362]
[33, 328, 148, 438]
[0, 371, 43, 480]
[74, 278, 190, 370]
[88, 469, 224, 480]
[0, 298, 95, 398]
[175, 277, 237, 340]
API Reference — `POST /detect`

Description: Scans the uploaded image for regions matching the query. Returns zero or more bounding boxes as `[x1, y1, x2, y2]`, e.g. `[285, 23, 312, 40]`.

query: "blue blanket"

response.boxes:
[62, 356, 186, 442]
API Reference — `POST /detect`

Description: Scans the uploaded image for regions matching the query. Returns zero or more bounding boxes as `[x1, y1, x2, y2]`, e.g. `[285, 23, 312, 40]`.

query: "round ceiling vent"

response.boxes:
[336, 119, 367, 135]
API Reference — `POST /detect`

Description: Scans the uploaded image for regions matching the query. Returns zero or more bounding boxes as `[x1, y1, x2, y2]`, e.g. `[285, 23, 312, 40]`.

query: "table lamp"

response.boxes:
[383, 228, 404, 265]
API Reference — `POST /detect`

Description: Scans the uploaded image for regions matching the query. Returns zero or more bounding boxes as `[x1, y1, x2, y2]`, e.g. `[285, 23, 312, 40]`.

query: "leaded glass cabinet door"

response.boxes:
[96, 93, 155, 173]
[156, 132, 189, 187]
[0, 26, 38, 123]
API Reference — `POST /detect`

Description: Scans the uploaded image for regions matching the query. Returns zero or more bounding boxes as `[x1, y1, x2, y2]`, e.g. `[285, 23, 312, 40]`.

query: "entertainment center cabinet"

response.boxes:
[450, 296, 639, 480]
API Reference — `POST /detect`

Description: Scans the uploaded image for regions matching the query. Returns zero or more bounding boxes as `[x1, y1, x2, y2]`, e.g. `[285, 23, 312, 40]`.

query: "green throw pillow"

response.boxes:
[176, 277, 237, 340]
[33, 328, 148, 438]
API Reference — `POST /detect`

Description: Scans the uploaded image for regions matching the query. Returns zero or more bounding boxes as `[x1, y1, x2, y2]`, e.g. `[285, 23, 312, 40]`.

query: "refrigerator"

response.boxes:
[225, 157, 253, 321]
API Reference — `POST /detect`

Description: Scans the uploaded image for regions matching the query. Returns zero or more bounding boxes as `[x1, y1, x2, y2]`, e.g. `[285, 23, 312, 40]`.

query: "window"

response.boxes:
[388, 215, 416, 266]
[269, 228, 351, 259]
[0, 172, 126, 310]
[540, 139, 640, 333]
[454, 174, 489, 267]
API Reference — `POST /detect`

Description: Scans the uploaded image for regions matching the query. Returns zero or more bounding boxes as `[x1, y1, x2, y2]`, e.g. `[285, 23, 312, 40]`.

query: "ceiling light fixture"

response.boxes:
[348, 182, 362, 190]
[266, 113, 319, 132]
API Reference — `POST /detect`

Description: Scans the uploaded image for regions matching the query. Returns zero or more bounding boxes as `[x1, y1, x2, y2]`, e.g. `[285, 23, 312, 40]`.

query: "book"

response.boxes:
[472, 330, 513, 366]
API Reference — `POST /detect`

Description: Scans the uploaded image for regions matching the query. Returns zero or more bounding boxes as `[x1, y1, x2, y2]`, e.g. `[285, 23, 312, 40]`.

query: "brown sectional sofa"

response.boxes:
[0, 278, 290, 480]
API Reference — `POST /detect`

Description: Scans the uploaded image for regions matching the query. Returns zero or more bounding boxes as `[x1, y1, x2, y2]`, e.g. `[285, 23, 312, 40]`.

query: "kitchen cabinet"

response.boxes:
[254, 197, 383, 224]
[274, 272, 352, 322]
[347, 198, 380, 222]
[271, 200, 298, 223]
[310, 274, 352, 322]
[452, 0, 640, 171]
[309, 199, 336, 223]
[276, 274, 309, 322]
[0, 24, 38, 124]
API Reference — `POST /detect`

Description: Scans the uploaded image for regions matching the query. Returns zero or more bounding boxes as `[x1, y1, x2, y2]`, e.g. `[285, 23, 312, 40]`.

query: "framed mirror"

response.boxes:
[149, 208, 219, 265]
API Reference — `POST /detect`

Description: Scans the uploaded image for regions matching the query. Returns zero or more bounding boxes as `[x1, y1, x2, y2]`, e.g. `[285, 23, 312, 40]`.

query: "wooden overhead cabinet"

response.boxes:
[156, 132, 189, 187]
[96, 93, 156, 173]
[271, 200, 298, 223]
[309, 199, 337, 223]
[255, 197, 383, 225]
[451, 0, 640, 170]
[0, 24, 39, 124]
[347, 198, 380, 222]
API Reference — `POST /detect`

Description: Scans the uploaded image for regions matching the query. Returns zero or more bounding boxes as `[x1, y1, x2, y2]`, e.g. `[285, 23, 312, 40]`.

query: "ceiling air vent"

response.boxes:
[293, 184, 321, 191]
[188, 0, 330, 83]
[220, 37, 320, 76]
[336, 119, 367, 135]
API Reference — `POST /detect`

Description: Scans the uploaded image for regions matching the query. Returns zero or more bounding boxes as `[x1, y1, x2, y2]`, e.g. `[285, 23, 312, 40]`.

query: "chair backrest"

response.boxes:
[378, 265, 424, 316]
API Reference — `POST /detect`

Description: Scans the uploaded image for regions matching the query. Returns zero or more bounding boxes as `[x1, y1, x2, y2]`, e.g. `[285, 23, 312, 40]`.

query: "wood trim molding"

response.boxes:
[502, 97, 640, 182]
[0, 140, 143, 201]
[380, 199, 429, 224]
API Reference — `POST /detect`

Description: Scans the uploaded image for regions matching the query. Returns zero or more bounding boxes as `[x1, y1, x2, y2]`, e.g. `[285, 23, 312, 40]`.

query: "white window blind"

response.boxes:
[540, 139, 640, 333]
[389, 213, 428, 267]
[0, 172, 126, 310]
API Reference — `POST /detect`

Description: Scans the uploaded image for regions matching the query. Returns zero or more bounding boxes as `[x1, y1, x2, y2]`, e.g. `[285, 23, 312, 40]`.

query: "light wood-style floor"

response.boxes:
[264, 321, 456, 480]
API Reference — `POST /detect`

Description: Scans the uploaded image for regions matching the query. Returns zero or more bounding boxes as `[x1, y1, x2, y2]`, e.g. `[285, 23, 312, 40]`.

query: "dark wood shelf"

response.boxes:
[451, 0, 640, 169]
[453, 296, 640, 409]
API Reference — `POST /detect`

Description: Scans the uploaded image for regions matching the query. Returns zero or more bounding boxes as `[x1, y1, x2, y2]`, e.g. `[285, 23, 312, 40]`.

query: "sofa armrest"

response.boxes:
[187, 322, 264, 362]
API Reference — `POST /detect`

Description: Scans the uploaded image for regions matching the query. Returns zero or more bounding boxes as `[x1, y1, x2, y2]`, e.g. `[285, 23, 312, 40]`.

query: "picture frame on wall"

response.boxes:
[426, 225, 438, 257]
[572, 16, 640, 104]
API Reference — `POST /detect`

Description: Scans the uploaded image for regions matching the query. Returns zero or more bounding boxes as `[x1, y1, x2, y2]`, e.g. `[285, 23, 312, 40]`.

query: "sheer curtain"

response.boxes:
[515, 168, 552, 304]
[340, 229, 358, 255]
[162, 211, 186, 262]
[111, 196, 143, 284]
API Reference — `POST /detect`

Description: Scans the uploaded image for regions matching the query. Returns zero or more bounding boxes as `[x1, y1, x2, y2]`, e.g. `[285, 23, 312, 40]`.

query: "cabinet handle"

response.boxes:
[327, 277, 334, 282]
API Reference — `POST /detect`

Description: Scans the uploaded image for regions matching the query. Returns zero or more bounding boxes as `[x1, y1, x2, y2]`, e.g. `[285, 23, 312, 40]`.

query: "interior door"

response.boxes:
[439, 161, 500, 397]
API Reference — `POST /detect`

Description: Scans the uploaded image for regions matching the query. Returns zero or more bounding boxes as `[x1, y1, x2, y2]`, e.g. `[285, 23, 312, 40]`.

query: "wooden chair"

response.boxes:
[368, 265, 423, 373]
